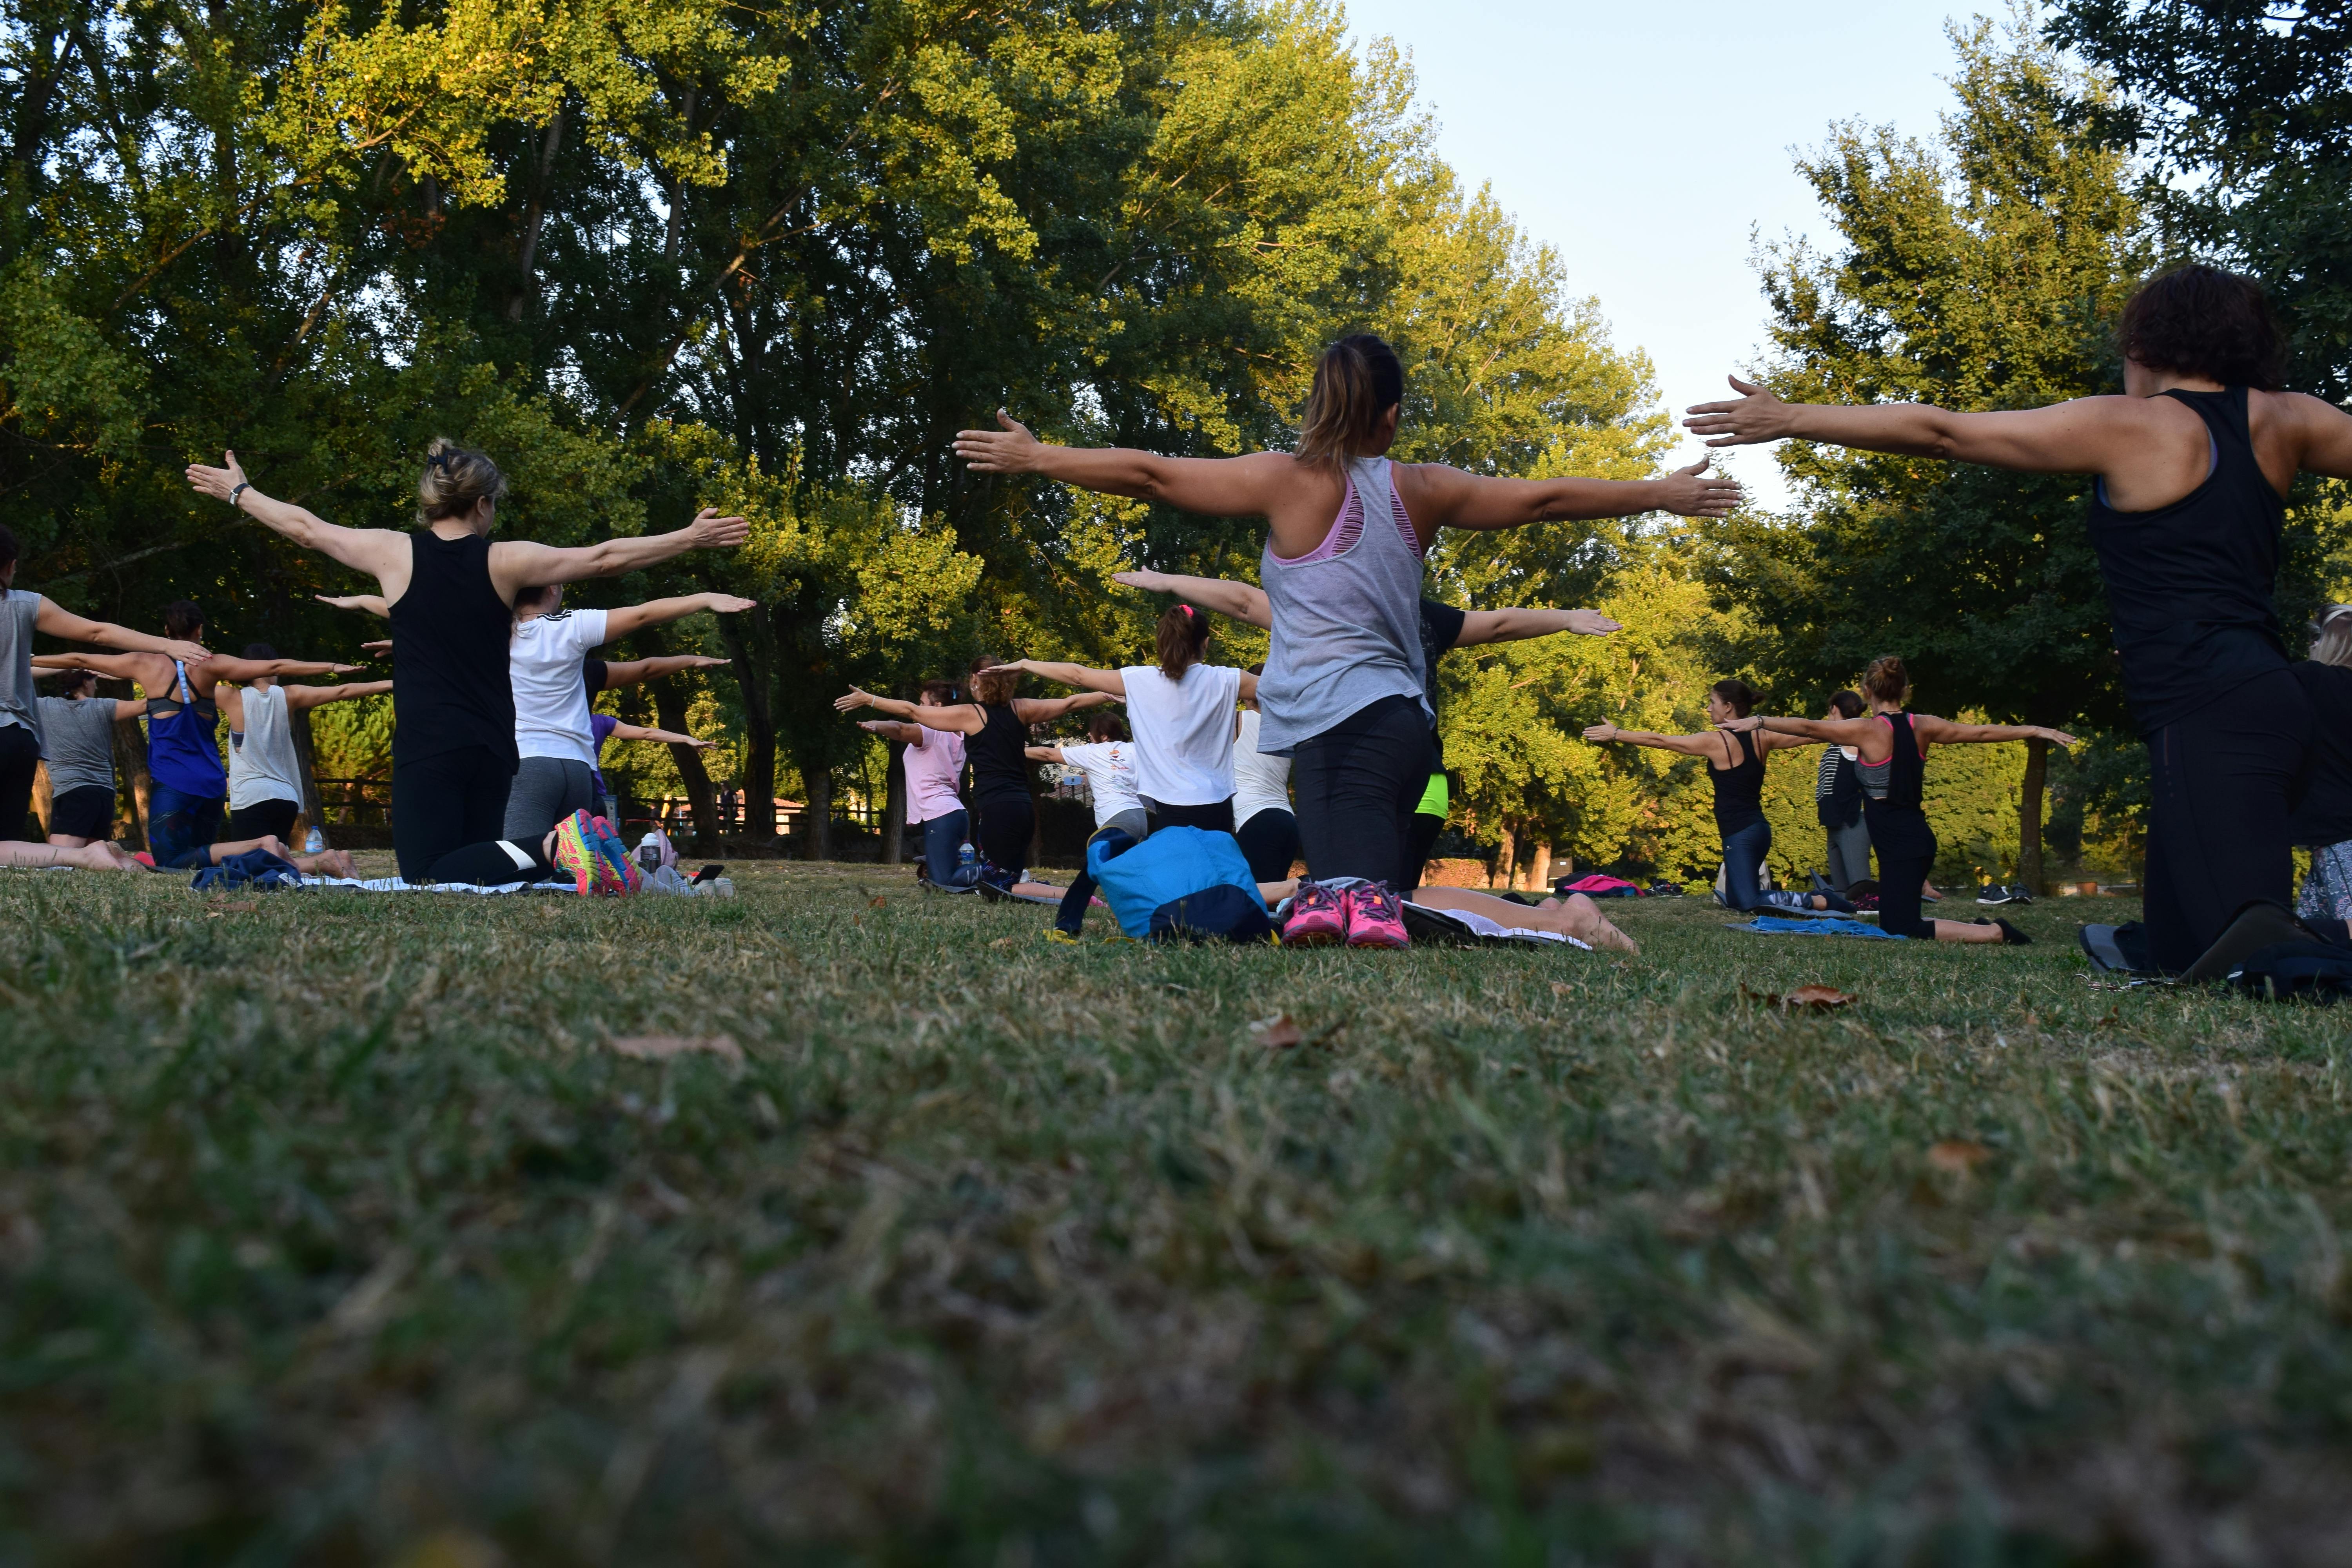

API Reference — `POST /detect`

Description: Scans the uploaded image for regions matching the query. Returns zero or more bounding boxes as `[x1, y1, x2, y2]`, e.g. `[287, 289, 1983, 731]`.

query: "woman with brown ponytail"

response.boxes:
[187, 442, 749, 880]
[1722, 656, 2076, 944]
[956, 333, 1739, 948]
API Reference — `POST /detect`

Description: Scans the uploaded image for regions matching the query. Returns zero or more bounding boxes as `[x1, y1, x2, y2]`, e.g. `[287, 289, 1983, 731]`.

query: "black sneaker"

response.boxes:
[1977, 884, 2018, 905]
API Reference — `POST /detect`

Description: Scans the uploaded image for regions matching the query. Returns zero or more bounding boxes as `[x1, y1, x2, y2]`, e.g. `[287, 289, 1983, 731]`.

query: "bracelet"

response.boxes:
[228, 482, 249, 508]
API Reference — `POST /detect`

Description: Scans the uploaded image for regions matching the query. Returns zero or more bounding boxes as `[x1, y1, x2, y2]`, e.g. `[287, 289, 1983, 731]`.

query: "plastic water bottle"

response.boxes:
[303, 826, 324, 853]
[958, 841, 976, 873]
[634, 831, 663, 873]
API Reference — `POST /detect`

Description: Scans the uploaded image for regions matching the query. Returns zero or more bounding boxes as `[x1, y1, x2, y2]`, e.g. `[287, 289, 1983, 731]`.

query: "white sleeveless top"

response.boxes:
[229, 684, 304, 809]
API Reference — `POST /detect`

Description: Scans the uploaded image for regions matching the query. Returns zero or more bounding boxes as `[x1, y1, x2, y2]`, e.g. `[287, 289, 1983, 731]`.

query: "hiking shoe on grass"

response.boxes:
[1345, 880, 1411, 949]
[1976, 884, 2017, 905]
[1282, 880, 1347, 946]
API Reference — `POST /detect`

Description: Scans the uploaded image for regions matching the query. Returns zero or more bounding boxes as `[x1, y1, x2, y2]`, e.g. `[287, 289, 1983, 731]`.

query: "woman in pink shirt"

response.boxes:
[858, 679, 978, 889]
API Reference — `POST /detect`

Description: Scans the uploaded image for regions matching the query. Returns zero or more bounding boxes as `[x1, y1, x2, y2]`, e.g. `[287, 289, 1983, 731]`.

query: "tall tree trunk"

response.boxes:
[799, 761, 833, 860]
[1491, 822, 1516, 890]
[1527, 840, 1552, 893]
[2018, 734, 2048, 894]
[882, 739, 906, 863]
[287, 701, 324, 847]
[650, 674, 719, 854]
[507, 110, 564, 321]
[113, 713, 151, 851]
[31, 762, 52, 837]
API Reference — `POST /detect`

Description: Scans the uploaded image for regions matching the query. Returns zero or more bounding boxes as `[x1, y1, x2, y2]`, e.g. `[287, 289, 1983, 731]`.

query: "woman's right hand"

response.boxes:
[953, 410, 1045, 474]
[1112, 570, 1172, 593]
[1564, 609, 1622, 635]
[834, 687, 875, 713]
[1684, 376, 1802, 447]
[185, 450, 248, 503]
[1581, 723, 1621, 742]
[1717, 714, 1765, 732]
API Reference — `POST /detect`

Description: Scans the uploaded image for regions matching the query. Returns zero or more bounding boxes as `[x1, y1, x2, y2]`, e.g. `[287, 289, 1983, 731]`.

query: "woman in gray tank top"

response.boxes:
[956, 334, 1740, 946]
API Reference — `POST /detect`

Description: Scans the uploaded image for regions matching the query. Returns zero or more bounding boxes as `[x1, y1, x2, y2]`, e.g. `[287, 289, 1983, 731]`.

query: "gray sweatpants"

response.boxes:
[503, 756, 598, 842]
[1824, 817, 1874, 891]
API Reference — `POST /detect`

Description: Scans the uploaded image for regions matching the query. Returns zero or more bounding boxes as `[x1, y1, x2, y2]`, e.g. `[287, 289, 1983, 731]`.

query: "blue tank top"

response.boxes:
[147, 662, 225, 796]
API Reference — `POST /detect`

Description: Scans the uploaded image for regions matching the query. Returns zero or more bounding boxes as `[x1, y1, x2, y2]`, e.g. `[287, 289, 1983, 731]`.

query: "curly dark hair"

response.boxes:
[2116, 264, 2286, 390]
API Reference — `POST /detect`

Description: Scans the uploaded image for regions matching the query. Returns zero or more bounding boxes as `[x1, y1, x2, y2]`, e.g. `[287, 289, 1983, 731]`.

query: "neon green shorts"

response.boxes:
[1414, 771, 1448, 818]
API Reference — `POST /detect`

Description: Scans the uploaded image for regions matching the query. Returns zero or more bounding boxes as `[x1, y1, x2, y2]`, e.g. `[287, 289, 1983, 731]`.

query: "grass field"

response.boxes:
[3, 860, 2349, 1566]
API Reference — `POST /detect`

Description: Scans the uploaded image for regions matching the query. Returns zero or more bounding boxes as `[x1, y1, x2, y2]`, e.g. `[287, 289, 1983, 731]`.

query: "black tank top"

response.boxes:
[966, 702, 1030, 802]
[388, 530, 515, 767]
[1709, 729, 1764, 830]
[1872, 711, 1925, 812]
[2085, 387, 2288, 735]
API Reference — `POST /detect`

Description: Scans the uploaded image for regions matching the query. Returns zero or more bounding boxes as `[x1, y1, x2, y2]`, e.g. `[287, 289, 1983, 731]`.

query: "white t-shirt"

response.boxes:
[1119, 664, 1241, 806]
[1231, 708, 1292, 827]
[1059, 740, 1144, 827]
[510, 608, 610, 765]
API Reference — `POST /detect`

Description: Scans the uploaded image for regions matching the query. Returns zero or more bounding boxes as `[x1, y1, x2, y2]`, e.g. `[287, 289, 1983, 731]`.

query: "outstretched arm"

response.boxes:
[1112, 570, 1271, 629]
[1580, 723, 1731, 759]
[1404, 459, 1742, 534]
[835, 689, 985, 734]
[283, 679, 394, 711]
[956, 411, 1314, 519]
[599, 592, 757, 642]
[33, 652, 152, 679]
[1684, 376, 2154, 475]
[1456, 607, 1622, 646]
[488, 510, 749, 598]
[593, 654, 730, 690]
[110, 699, 149, 720]
[859, 719, 927, 744]
[31, 603, 209, 663]
[1024, 745, 1068, 763]
[1013, 691, 1116, 722]
[610, 721, 713, 749]
[1912, 715, 2078, 748]
[188, 453, 410, 582]
[315, 593, 390, 618]
[203, 657, 365, 683]
[988, 659, 1125, 697]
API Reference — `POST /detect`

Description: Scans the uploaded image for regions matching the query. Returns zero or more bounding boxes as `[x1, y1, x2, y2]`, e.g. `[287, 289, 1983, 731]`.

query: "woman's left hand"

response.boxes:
[1717, 714, 1765, 732]
[834, 687, 875, 713]
[2042, 727, 2080, 746]
[1565, 609, 1622, 635]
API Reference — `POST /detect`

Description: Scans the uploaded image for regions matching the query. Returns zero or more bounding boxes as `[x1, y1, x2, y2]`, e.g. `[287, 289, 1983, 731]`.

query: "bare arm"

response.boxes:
[1013, 691, 1116, 722]
[1911, 714, 2078, 748]
[609, 721, 713, 749]
[111, 699, 148, 720]
[1112, 570, 1272, 629]
[955, 410, 1318, 517]
[32, 652, 154, 679]
[315, 593, 390, 618]
[858, 719, 927, 744]
[487, 509, 750, 599]
[201, 657, 364, 683]
[283, 680, 394, 711]
[835, 689, 985, 734]
[599, 592, 757, 643]
[1025, 745, 1067, 763]
[31, 602, 209, 663]
[1401, 458, 1742, 535]
[187, 453, 411, 582]
[1728, 713, 1880, 745]
[1455, 607, 1622, 645]
[1684, 376, 2157, 475]
[989, 659, 1125, 697]
[593, 654, 730, 690]
[1580, 723, 1734, 760]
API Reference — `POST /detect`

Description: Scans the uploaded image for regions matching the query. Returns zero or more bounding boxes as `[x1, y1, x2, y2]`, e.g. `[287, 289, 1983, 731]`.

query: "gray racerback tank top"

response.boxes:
[1254, 456, 1430, 755]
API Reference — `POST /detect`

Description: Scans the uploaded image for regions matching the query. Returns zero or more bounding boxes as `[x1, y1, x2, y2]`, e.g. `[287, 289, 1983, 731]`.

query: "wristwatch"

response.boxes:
[229, 481, 249, 507]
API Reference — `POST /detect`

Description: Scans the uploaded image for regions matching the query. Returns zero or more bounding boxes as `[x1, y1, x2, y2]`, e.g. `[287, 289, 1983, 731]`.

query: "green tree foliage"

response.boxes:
[1710, 17, 2146, 891]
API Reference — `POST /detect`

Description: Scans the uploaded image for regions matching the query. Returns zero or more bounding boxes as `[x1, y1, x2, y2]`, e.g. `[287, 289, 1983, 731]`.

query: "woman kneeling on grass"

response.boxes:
[1720, 657, 2076, 944]
[955, 332, 1740, 950]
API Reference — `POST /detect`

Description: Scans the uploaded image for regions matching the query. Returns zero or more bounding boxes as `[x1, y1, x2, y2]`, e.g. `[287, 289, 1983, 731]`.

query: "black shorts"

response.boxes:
[227, 798, 301, 844]
[48, 784, 117, 841]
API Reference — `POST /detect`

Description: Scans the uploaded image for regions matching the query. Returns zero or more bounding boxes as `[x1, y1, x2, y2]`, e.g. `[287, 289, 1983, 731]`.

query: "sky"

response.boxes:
[1341, 0, 1986, 511]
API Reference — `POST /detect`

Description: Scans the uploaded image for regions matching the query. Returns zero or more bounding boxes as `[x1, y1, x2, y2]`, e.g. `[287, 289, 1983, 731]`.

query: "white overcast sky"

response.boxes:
[1342, 0, 1986, 511]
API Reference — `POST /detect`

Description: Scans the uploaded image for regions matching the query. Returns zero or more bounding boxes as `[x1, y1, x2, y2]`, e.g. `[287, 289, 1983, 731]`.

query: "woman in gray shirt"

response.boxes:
[34, 667, 144, 847]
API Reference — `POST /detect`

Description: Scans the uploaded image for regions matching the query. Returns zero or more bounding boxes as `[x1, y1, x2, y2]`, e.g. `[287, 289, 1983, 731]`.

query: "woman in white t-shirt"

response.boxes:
[503, 583, 754, 840]
[1230, 662, 1299, 882]
[1025, 710, 1148, 937]
[986, 602, 1256, 833]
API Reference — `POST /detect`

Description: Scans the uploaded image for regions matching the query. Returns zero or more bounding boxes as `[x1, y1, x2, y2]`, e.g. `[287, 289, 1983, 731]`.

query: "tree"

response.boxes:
[1711, 16, 2147, 892]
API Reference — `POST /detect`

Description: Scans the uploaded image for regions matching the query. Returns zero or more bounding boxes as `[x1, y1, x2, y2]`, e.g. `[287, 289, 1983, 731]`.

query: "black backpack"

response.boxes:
[2229, 940, 2352, 1002]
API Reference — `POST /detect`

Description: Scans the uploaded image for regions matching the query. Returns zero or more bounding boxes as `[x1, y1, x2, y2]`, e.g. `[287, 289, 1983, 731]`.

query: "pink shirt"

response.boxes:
[903, 724, 966, 823]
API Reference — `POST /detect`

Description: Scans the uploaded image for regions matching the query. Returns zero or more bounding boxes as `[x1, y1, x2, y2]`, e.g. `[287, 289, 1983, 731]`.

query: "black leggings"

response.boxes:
[427, 837, 555, 886]
[1238, 809, 1303, 883]
[226, 799, 299, 844]
[0, 724, 38, 839]
[1144, 797, 1235, 835]
[2144, 668, 2312, 973]
[1290, 695, 1436, 887]
[393, 746, 514, 882]
[973, 793, 1034, 877]
[1864, 798, 1938, 939]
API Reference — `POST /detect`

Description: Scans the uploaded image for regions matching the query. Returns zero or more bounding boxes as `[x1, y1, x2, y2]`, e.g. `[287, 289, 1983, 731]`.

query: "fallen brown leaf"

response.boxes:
[869, 895, 887, 908]
[1784, 984, 1856, 1010]
[1250, 1013, 1303, 1048]
[990, 936, 1017, 949]
[1551, 981, 1573, 998]
[609, 1034, 744, 1065]
[1927, 1139, 1991, 1175]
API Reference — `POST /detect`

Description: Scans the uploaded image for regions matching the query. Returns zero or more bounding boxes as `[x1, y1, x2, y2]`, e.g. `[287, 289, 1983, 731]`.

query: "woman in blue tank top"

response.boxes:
[1691, 264, 2352, 974]
[953, 335, 1741, 949]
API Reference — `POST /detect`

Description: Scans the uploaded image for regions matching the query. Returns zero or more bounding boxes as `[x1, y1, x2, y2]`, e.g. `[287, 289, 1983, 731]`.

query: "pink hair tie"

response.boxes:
[1179, 604, 1194, 618]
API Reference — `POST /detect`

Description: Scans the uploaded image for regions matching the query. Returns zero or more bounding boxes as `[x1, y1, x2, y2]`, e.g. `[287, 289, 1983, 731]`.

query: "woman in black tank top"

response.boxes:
[1690, 264, 2352, 970]
[1733, 657, 2075, 944]
[1581, 677, 1815, 911]
[835, 656, 1114, 885]
[187, 442, 751, 881]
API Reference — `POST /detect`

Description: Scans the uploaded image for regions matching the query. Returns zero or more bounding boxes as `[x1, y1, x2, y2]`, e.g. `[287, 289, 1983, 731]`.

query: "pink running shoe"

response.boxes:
[1344, 880, 1410, 949]
[1282, 879, 1347, 946]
